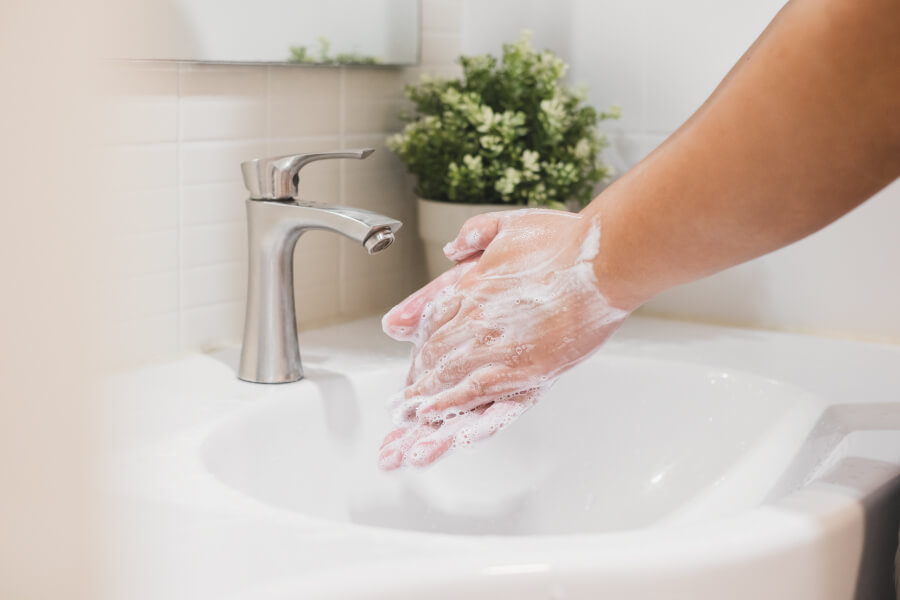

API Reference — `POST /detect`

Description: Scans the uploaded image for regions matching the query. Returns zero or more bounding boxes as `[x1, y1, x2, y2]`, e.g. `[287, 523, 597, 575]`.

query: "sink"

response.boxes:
[201, 355, 823, 536]
[103, 317, 900, 600]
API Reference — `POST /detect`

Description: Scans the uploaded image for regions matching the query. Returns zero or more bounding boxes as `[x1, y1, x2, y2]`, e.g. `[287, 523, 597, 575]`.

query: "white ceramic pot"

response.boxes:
[417, 198, 517, 280]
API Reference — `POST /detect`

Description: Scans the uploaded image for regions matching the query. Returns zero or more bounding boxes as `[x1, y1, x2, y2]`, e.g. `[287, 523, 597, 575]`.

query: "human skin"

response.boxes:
[379, 0, 900, 469]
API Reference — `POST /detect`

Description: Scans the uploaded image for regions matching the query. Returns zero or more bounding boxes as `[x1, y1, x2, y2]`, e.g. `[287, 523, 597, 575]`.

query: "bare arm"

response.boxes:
[588, 0, 900, 310]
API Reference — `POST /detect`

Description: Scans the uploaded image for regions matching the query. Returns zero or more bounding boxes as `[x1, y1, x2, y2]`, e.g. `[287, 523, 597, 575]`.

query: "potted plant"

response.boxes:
[387, 31, 619, 278]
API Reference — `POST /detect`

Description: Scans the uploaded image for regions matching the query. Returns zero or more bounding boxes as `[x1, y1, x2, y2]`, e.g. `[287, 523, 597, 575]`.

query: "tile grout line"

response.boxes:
[175, 62, 184, 354]
[265, 65, 272, 157]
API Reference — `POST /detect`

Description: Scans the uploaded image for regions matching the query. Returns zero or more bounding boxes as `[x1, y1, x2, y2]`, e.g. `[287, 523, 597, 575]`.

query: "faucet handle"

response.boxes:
[240, 148, 374, 200]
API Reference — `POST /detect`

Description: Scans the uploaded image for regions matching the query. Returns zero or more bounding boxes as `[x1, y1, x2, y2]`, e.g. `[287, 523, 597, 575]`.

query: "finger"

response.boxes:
[377, 423, 438, 471]
[382, 260, 476, 344]
[404, 409, 484, 468]
[404, 337, 500, 400]
[405, 310, 480, 385]
[452, 396, 538, 449]
[442, 212, 505, 262]
[403, 347, 481, 400]
[381, 266, 461, 341]
[386, 390, 425, 426]
[413, 365, 544, 421]
[406, 396, 539, 468]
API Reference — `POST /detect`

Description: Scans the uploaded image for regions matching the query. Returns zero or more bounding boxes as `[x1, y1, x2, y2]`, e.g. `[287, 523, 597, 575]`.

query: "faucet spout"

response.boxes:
[278, 199, 402, 252]
[239, 198, 402, 384]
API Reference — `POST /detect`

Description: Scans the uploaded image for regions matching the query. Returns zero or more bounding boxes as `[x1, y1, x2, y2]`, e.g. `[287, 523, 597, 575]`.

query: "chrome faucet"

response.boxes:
[238, 149, 402, 383]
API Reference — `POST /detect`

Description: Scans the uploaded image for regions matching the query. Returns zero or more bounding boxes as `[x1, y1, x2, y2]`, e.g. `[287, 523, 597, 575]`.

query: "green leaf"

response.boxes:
[385, 30, 618, 208]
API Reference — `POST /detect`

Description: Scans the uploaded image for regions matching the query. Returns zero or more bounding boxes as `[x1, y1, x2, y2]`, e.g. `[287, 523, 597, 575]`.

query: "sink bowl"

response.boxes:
[103, 317, 900, 600]
[202, 355, 822, 536]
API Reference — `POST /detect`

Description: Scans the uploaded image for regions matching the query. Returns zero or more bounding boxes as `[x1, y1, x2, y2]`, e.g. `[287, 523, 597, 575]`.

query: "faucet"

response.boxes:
[238, 149, 402, 384]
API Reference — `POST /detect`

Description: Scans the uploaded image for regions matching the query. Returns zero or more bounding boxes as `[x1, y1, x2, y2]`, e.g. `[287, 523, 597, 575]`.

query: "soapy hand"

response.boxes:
[378, 209, 630, 470]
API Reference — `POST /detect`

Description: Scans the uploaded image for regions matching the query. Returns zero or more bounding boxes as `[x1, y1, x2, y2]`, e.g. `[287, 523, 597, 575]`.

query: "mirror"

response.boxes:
[114, 0, 419, 66]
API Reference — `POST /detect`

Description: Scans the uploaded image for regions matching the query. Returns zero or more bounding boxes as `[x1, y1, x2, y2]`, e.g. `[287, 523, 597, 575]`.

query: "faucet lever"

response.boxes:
[241, 148, 374, 200]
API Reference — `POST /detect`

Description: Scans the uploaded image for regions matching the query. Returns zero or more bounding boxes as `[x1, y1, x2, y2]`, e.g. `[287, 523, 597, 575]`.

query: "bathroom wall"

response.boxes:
[105, 0, 464, 366]
[463, 0, 900, 343]
[107, 0, 900, 366]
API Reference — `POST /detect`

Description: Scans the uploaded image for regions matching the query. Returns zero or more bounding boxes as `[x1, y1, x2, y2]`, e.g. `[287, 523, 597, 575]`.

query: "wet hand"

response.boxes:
[379, 209, 630, 469]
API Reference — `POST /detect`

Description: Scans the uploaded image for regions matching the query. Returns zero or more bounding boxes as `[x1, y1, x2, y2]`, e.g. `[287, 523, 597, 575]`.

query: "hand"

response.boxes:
[379, 209, 630, 469]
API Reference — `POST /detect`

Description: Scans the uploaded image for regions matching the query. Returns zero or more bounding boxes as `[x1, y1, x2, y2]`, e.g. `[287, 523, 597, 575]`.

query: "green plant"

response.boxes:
[288, 36, 380, 65]
[387, 32, 619, 208]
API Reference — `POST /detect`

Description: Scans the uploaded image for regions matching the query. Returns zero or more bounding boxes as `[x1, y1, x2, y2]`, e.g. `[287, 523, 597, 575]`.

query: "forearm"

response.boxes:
[584, 0, 900, 310]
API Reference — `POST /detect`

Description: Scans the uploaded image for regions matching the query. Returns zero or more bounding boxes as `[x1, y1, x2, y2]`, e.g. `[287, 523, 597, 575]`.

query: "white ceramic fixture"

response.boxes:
[102, 316, 900, 600]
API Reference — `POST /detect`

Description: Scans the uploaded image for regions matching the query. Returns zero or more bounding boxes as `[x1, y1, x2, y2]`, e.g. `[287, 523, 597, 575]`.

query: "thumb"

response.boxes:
[442, 212, 505, 262]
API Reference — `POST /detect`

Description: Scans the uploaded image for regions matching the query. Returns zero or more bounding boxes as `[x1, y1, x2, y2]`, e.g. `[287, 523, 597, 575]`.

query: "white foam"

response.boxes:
[381, 210, 630, 467]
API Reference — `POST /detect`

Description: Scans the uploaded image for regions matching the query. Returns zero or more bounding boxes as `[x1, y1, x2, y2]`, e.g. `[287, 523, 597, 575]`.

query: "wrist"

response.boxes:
[577, 201, 662, 313]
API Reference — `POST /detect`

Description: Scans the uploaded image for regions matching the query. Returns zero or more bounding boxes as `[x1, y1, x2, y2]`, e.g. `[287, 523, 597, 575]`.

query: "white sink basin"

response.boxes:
[202, 355, 822, 535]
[103, 316, 900, 600]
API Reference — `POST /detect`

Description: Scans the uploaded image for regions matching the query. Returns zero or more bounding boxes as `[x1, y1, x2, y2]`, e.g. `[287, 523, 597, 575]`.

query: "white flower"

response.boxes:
[475, 105, 498, 132]
[573, 138, 592, 161]
[495, 168, 522, 196]
[462, 154, 483, 172]
[521, 149, 540, 172]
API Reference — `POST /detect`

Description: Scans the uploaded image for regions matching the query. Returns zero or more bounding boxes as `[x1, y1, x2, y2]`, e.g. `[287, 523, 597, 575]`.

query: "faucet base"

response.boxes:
[237, 373, 304, 384]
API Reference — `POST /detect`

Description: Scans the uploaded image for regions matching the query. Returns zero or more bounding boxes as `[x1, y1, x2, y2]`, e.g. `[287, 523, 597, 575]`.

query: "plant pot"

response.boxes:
[417, 198, 518, 280]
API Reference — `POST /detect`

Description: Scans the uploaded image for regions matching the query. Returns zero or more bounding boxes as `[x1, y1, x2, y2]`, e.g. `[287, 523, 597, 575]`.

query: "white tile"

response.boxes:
[293, 230, 340, 287]
[104, 97, 178, 145]
[181, 222, 247, 268]
[114, 230, 177, 276]
[101, 62, 178, 97]
[420, 32, 462, 67]
[340, 269, 417, 319]
[180, 98, 267, 141]
[109, 271, 178, 319]
[113, 186, 178, 234]
[268, 67, 341, 138]
[294, 281, 342, 330]
[179, 140, 267, 185]
[342, 134, 408, 177]
[180, 301, 245, 352]
[181, 182, 247, 226]
[643, 0, 786, 133]
[460, 0, 529, 57]
[570, 0, 647, 133]
[181, 261, 247, 308]
[105, 143, 177, 190]
[342, 135, 414, 217]
[179, 64, 267, 97]
[343, 69, 409, 135]
[422, 0, 463, 34]
[268, 66, 341, 96]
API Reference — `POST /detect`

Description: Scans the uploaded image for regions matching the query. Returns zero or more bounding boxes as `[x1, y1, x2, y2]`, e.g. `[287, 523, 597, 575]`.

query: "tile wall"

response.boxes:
[104, 0, 900, 368]
[105, 0, 463, 366]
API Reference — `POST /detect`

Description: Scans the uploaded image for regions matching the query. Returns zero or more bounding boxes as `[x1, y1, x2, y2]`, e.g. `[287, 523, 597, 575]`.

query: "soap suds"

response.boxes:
[380, 210, 628, 468]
